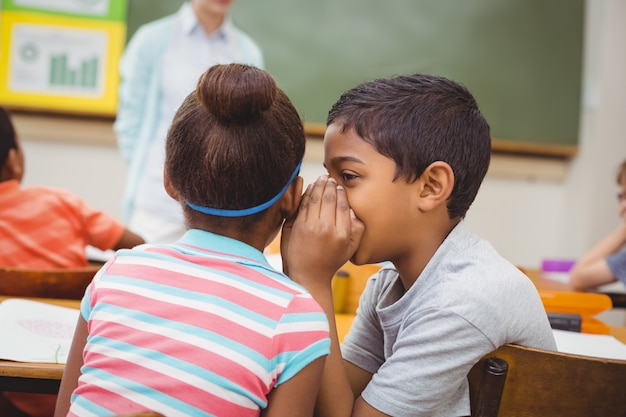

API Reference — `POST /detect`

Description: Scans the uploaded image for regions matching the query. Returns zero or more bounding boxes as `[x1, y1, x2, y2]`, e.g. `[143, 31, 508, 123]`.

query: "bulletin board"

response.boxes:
[0, 0, 127, 116]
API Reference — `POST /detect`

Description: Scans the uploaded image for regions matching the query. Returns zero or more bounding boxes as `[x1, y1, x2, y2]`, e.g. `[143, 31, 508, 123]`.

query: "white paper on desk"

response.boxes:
[541, 271, 570, 284]
[0, 299, 79, 364]
[552, 329, 626, 360]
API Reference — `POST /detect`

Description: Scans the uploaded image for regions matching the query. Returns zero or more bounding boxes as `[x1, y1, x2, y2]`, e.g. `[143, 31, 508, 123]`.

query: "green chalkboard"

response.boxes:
[127, 0, 584, 151]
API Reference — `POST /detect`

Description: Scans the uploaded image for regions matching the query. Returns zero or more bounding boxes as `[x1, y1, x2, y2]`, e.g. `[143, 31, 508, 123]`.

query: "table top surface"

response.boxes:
[524, 268, 574, 291]
[2, 268, 626, 380]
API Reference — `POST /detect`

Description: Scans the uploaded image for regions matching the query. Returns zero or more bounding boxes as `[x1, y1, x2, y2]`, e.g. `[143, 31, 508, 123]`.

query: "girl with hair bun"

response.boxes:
[55, 64, 329, 417]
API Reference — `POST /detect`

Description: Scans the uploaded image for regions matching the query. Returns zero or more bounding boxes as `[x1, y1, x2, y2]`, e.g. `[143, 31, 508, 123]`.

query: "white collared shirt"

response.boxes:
[135, 2, 245, 221]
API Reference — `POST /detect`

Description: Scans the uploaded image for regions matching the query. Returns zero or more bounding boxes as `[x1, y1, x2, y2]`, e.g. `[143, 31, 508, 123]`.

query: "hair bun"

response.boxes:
[196, 64, 276, 123]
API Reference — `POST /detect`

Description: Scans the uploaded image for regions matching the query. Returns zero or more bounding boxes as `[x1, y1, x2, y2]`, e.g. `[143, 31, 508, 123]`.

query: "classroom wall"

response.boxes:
[17, 0, 626, 271]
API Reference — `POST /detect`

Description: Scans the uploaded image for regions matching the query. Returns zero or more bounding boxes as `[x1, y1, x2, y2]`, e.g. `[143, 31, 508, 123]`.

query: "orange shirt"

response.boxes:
[0, 180, 124, 268]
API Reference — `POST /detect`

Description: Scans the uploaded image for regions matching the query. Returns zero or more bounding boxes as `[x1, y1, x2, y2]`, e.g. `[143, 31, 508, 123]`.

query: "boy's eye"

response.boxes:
[340, 172, 358, 182]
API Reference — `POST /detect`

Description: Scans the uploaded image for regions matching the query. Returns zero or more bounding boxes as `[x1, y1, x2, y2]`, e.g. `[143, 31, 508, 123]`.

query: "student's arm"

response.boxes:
[569, 221, 626, 291]
[283, 177, 388, 417]
[261, 357, 325, 417]
[54, 317, 88, 417]
[112, 228, 145, 250]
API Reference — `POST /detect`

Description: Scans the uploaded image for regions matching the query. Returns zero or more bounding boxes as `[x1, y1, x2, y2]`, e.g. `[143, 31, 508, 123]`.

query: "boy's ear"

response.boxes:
[0, 148, 24, 182]
[416, 161, 454, 212]
[280, 175, 304, 218]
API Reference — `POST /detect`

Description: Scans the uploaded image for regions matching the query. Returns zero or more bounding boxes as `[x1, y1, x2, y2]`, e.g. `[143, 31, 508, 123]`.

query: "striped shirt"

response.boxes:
[0, 180, 124, 268]
[68, 229, 330, 417]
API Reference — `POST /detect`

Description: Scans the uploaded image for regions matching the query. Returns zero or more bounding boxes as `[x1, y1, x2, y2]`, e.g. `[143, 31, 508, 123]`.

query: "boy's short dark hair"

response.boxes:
[0, 106, 17, 168]
[327, 73, 491, 219]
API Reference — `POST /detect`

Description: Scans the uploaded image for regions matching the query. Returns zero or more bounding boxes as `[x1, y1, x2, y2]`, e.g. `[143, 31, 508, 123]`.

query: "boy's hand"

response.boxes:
[281, 176, 364, 288]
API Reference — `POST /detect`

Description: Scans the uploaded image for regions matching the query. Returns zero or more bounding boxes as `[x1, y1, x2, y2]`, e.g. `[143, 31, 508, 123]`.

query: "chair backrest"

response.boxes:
[600, 291, 626, 308]
[539, 290, 613, 334]
[468, 343, 626, 417]
[0, 265, 100, 299]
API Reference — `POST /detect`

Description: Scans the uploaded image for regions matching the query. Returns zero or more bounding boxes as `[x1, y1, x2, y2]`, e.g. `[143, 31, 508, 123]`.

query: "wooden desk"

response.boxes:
[0, 296, 79, 393]
[2, 285, 626, 395]
[524, 268, 574, 292]
[0, 361, 64, 394]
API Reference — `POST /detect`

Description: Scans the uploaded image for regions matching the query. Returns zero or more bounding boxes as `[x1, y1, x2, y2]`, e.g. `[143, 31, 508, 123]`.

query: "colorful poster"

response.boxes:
[0, 0, 127, 115]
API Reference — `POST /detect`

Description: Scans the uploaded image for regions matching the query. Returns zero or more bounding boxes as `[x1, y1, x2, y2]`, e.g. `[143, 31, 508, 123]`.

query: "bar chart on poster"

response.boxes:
[0, 0, 127, 116]
[48, 54, 100, 90]
[9, 24, 107, 93]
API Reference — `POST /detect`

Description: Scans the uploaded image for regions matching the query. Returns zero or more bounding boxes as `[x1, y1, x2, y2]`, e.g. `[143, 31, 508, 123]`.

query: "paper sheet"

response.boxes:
[552, 329, 626, 360]
[0, 299, 79, 363]
[541, 271, 571, 284]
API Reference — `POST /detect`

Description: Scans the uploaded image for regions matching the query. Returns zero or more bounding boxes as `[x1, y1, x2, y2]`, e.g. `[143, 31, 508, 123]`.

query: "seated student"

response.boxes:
[569, 158, 626, 291]
[0, 106, 144, 269]
[54, 64, 329, 417]
[281, 73, 557, 416]
[0, 106, 144, 417]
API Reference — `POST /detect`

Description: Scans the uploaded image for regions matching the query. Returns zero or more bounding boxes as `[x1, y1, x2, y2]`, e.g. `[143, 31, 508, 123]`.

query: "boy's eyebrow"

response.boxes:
[327, 156, 365, 165]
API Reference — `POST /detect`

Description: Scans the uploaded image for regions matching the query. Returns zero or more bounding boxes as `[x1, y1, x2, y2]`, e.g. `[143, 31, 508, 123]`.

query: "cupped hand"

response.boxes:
[281, 176, 364, 289]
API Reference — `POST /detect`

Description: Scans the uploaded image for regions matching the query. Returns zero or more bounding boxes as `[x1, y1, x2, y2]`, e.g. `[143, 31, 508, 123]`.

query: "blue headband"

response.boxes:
[185, 161, 302, 217]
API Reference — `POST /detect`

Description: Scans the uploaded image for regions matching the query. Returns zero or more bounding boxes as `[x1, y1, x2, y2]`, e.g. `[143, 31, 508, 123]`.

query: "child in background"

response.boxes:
[0, 107, 143, 417]
[0, 105, 143, 417]
[54, 64, 329, 417]
[0, 106, 144, 269]
[281, 73, 556, 416]
[570, 158, 626, 290]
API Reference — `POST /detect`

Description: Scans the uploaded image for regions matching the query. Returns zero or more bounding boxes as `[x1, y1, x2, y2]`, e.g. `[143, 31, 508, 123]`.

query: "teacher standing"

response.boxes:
[114, 0, 264, 243]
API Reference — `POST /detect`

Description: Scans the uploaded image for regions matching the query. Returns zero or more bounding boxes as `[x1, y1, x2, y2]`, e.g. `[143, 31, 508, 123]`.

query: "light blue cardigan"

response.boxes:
[113, 7, 264, 222]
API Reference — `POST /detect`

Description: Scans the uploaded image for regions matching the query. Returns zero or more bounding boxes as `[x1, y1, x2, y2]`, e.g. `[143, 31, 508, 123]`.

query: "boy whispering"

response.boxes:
[283, 73, 556, 417]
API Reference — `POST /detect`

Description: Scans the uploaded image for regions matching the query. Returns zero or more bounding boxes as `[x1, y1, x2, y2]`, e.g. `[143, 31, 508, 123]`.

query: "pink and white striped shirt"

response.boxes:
[68, 229, 329, 417]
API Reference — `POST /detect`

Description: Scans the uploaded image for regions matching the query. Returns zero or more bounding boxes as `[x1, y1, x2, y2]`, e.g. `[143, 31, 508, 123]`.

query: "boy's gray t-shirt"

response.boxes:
[607, 246, 626, 284]
[341, 222, 556, 417]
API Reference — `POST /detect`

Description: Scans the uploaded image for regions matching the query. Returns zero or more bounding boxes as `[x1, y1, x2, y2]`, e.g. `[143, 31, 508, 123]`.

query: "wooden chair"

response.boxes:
[468, 343, 626, 417]
[539, 290, 613, 334]
[0, 265, 100, 299]
[599, 291, 626, 308]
